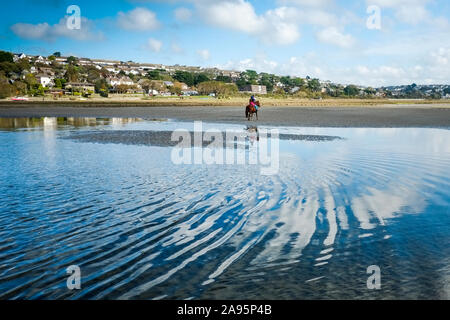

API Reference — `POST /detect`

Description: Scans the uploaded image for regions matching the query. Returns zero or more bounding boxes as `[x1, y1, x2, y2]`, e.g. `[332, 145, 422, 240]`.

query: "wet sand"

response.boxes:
[0, 104, 449, 127]
[65, 130, 343, 148]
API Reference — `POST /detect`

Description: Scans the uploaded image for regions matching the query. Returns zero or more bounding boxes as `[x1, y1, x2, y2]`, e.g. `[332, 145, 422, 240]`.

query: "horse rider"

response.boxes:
[249, 95, 258, 110]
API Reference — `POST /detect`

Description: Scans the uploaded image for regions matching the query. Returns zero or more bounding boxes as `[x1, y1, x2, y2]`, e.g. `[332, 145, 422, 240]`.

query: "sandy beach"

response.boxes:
[0, 102, 449, 127]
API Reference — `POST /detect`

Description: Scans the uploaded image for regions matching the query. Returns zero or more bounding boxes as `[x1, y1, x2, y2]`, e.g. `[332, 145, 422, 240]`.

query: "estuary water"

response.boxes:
[0, 117, 449, 299]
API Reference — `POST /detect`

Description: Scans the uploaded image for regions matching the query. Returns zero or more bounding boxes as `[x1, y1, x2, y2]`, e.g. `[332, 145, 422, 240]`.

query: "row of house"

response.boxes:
[13, 53, 268, 95]
[13, 53, 241, 79]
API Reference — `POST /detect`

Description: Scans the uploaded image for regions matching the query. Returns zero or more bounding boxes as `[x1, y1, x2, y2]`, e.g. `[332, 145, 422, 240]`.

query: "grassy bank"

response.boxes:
[1, 95, 450, 107]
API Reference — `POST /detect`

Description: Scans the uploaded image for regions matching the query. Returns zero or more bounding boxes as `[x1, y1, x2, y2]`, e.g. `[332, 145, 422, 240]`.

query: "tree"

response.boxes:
[146, 70, 161, 80]
[0, 62, 19, 76]
[242, 70, 258, 83]
[235, 78, 248, 89]
[429, 90, 441, 99]
[65, 65, 79, 82]
[280, 76, 292, 86]
[116, 84, 133, 94]
[169, 83, 182, 95]
[16, 59, 31, 72]
[86, 67, 101, 83]
[48, 55, 56, 61]
[258, 73, 274, 92]
[364, 87, 376, 95]
[150, 80, 166, 94]
[35, 84, 45, 96]
[173, 71, 194, 87]
[54, 78, 67, 89]
[215, 75, 232, 83]
[197, 81, 238, 97]
[67, 56, 78, 65]
[53, 52, 62, 57]
[24, 73, 37, 89]
[291, 77, 305, 88]
[0, 51, 14, 63]
[307, 78, 321, 92]
[344, 85, 359, 96]
[12, 81, 27, 95]
[94, 78, 108, 93]
[139, 79, 152, 94]
[0, 82, 13, 98]
[194, 73, 210, 85]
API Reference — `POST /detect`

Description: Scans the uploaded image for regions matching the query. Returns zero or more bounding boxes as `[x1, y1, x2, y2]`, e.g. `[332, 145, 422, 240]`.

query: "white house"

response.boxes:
[128, 69, 140, 76]
[290, 86, 300, 93]
[13, 53, 27, 62]
[55, 57, 67, 65]
[107, 76, 134, 87]
[35, 74, 54, 87]
[106, 67, 120, 74]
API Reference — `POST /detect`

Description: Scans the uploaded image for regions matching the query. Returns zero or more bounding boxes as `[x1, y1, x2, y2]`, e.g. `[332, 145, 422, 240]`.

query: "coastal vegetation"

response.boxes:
[1, 50, 449, 102]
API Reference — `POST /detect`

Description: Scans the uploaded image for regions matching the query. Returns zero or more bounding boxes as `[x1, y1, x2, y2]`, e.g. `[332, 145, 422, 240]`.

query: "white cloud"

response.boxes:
[174, 7, 192, 22]
[316, 27, 355, 48]
[217, 55, 279, 73]
[147, 38, 162, 52]
[363, 30, 450, 57]
[197, 1, 301, 45]
[216, 45, 450, 87]
[259, 7, 301, 45]
[199, 0, 262, 34]
[192, 0, 355, 46]
[394, 4, 430, 24]
[197, 49, 210, 60]
[366, 0, 448, 26]
[430, 47, 450, 66]
[117, 7, 160, 31]
[299, 9, 339, 26]
[11, 17, 103, 42]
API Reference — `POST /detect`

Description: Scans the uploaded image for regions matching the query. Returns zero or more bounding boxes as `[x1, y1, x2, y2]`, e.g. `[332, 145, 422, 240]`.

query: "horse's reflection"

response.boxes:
[245, 125, 259, 145]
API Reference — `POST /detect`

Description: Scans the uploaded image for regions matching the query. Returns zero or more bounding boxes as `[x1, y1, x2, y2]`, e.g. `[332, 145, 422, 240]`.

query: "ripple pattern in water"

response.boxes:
[0, 119, 449, 299]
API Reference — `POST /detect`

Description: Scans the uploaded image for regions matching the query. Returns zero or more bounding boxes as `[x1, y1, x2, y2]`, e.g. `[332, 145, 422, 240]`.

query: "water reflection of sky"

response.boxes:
[0, 118, 449, 299]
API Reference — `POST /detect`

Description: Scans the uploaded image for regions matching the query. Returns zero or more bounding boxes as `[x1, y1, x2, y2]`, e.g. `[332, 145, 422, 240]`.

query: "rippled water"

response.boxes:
[0, 117, 449, 300]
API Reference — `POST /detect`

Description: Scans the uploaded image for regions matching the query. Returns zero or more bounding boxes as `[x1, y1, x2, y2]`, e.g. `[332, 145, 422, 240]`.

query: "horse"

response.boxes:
[245, 101, 260, 121]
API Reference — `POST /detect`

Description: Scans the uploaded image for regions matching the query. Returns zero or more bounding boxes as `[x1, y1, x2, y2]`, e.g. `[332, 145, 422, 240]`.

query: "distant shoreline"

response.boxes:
[1, 103, 449, 128]
[1, 97, 450, 108]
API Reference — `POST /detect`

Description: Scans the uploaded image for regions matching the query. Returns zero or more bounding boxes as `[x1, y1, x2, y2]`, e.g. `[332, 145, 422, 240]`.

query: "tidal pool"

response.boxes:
[0, 117, 449, 299]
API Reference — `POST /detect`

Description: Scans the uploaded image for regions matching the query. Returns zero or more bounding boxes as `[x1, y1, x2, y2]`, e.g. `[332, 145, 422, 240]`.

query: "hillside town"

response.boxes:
[1, 51, 449, 100]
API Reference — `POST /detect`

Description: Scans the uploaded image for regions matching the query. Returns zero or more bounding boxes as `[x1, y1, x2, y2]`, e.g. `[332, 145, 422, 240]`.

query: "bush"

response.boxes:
[0, 51, 13, 63]
[0, 83, 13, 98]
[197, 81, 238, 97]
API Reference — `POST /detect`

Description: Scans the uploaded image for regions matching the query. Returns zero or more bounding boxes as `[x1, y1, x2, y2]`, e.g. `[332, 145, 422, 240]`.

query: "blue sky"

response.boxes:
[0, 0, 449, 86]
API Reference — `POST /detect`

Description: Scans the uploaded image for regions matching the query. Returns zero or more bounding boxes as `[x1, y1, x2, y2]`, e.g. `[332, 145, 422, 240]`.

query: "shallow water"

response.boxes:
[0, 117, 449, 299]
